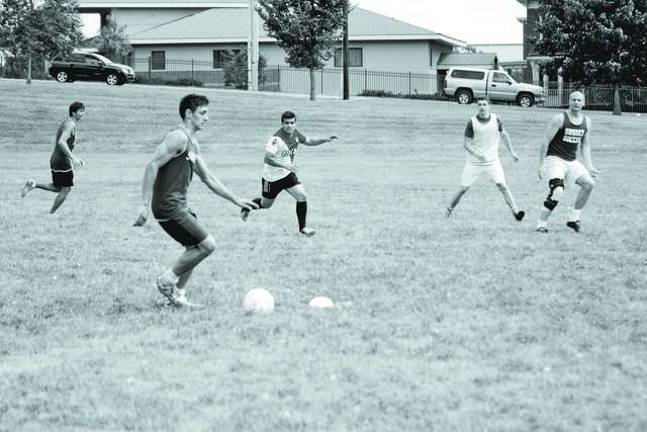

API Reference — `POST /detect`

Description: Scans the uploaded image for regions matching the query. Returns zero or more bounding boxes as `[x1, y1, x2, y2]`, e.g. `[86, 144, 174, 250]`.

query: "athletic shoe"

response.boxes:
[536, 227, 549, 233]
[566, 220, 581, 232]
[20, 180, 35, 198]
[240, 208, 250, 221]
[156, 276, 176, 304]
[514, 210, 525, 221]
[300, 227, 316, 237]
[445, 207, 453, 218]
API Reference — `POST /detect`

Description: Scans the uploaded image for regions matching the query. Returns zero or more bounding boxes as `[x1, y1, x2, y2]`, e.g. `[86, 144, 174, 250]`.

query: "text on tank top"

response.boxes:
[152, 129, 197, 219]
[547, 112, 587, 162]
[50, 123, 76, 171]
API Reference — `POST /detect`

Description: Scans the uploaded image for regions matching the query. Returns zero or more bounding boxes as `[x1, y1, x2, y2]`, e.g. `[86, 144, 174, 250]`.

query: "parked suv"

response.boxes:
[48, 52, 135, 86]
[443, 67, 544, 107]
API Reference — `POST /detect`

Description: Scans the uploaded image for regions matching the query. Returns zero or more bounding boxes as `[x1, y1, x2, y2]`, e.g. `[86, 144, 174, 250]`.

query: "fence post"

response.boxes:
[191, 59, 194, 87]
[364, 68, 367, 92]
[408, 71, 411, 95]
[148, 56, 151, 79]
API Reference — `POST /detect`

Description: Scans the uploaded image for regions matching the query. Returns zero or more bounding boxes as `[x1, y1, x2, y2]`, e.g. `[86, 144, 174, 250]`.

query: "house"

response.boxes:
[468, 43, 526, 81]
[78, 1, 467, 94]
[516, 0, 551, 85]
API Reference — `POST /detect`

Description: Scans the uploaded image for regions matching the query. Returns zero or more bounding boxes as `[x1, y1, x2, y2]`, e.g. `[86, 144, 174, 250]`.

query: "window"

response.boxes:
[492, 72, 512, 84]
[334, 48, 363, 67]
[450, 69, 485, 80]
[151, 51, 165, 70]
[213, 49, 230, 69]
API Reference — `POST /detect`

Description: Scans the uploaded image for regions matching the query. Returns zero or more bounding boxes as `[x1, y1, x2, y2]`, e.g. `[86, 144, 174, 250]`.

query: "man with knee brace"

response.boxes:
[536, 91, 600, 233]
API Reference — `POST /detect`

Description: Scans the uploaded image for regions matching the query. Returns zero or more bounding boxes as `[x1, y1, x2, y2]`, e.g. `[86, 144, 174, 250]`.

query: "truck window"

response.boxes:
[451, 70, 485, 80]
[493, 72, 511, 84]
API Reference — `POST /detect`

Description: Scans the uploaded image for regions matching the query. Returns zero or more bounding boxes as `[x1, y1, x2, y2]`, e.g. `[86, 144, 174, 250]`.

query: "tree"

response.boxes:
[223, 48, 267, 89]
[257, 0, 345, 101]
[93, 16, 133, 63]
[0, 0, 83, 84]
[534, 0, 647, 115]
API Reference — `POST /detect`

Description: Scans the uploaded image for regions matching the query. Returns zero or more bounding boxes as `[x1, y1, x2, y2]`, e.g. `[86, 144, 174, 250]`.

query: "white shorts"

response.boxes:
[541, 156, 588, 183]
[460, 159, 506, 187]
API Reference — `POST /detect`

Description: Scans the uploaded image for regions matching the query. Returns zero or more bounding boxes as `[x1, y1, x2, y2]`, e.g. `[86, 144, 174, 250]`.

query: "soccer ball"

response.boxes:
[308, 296, 334, 309]
[243, 288, 275, 314]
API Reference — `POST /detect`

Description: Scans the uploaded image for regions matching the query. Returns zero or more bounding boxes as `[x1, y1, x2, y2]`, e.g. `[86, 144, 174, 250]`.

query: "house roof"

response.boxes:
[78, 0, 245, 8]
[126, 6, 464, 46]
[437, 52, 498, 66]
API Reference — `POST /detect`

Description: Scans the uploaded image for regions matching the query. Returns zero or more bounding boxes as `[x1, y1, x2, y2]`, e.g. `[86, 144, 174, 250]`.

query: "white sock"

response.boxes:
[569, 209, 582, 222]
[175, 288, 186, 297]
[536, 220, 547, 229]
[162, 268, 180, 284]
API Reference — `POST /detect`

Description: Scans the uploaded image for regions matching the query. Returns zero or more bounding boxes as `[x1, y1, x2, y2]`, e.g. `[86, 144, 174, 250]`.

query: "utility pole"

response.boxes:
[342, 0, 349, 100]
[248, 0, 259, 91]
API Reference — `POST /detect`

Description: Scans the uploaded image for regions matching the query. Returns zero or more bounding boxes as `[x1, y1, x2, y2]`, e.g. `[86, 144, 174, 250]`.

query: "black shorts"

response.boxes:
[51, 170, 74, 187]
[157, 210, 209, 246]
[262, 172, 300, 199]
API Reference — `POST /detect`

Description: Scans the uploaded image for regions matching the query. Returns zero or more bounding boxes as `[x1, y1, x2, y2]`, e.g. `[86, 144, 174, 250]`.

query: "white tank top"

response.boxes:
[467, 113, 500, 164]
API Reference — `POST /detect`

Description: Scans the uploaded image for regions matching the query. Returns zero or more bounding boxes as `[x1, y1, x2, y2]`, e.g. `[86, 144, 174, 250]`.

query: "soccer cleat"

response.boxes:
[566, 220, 581, 232]
[445, 207, 453, 218]
[240, 208, 250, 221]
[536, 226, 549, 233]
[156, 276, 176, 304]
[21, 180, 35, 198]
[299, 227, 316, 237]
[514, 210, 525, 221]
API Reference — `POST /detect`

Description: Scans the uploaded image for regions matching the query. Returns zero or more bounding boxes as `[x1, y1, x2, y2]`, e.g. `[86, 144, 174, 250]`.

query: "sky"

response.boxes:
[81, 0, 527, 45]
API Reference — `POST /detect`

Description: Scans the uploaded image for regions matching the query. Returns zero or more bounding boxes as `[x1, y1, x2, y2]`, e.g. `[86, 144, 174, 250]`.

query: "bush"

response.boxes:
[134, 76, 203, 87]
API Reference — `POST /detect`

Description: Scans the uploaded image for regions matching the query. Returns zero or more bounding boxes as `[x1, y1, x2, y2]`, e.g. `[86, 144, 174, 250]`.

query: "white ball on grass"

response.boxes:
[308, 296, 334, 309]
[243, 288, 275, 314]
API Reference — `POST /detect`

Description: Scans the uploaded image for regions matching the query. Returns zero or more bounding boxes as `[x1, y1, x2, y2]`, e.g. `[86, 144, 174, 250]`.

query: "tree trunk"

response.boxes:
[309, 68, 316, 101]
[613, 83, 621, 115]
[26, 51, 32, 85]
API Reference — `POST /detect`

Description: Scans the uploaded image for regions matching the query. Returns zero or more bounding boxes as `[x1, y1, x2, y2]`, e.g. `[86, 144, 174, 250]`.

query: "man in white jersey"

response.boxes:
[240, 111, 337, 236]
[446, 97, 525, 221]
[536, 91, 599, 233]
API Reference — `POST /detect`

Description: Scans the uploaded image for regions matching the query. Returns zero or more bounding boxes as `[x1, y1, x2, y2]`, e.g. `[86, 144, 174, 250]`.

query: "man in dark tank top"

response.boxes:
[133, 94, 258, 307]
[536, 91, 600, 233]
[20, 101, 85, 214]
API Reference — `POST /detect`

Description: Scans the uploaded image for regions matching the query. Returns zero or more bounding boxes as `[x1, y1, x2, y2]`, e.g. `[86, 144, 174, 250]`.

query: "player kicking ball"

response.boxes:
[446, 97, 525, 221]
[241, 111, 337, 237]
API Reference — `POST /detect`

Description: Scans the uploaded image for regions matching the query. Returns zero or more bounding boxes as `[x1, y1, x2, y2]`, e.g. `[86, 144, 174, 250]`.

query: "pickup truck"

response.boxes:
[48, 52, 135, 86]
[443, 67, 545, 107]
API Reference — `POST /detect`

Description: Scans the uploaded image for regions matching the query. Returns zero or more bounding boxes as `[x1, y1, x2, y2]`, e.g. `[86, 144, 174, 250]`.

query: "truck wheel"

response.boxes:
[106, 73, 120, 86]
[517, 93, 534, 107]
[55, 71, 69, 83]
[456, 90, 473, 104]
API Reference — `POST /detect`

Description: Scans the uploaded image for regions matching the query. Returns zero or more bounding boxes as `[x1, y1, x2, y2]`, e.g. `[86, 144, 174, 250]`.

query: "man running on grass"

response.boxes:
[536, 90, 600, 233]
[21, 101, 85, 213]
[133, 94, 258, 307]
[240, 110, 337, 237]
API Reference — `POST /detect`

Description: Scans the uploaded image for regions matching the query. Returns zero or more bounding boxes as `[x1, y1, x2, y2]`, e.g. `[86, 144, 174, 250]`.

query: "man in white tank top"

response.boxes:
[446, 97, 525, 222]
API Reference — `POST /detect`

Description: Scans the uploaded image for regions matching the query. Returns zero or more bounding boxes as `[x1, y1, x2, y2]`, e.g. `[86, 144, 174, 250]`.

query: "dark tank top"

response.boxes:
[50, 121, 76, 171]
[547, 112, 587, 162]
[152, 129, 196, 219]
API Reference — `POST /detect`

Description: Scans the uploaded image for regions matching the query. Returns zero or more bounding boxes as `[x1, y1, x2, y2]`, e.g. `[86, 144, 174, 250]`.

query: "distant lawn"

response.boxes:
[1, 78, 646, 432]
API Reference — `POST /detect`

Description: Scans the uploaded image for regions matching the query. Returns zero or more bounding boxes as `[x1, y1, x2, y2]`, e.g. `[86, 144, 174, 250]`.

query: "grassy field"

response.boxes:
[1, 78, 646, 432]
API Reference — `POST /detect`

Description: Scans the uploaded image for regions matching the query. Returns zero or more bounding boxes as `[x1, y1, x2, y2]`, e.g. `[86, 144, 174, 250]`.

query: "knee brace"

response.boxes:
[544, 178, 564, 211]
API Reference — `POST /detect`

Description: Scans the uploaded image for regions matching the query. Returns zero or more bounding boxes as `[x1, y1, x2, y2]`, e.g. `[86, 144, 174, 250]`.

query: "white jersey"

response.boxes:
[465, 113, 502, 164]
[262, 128, 308, 181]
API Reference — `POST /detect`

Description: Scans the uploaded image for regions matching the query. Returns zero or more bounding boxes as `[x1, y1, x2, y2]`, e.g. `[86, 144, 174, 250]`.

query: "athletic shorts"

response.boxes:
[51, 170, 74, 187]
[460, 159, 505, 187]
[261, 172, 300, 199]
[157, 210, 209, 247]
[541, 156, 589, 183]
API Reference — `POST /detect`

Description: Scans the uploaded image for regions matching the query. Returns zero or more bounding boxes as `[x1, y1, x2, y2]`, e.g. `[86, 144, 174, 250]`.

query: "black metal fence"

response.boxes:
[545, 82, 647, 113]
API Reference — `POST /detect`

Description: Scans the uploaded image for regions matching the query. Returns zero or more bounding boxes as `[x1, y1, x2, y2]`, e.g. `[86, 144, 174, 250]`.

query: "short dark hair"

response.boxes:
[281, 111, 296, 123]
[179, 94, 209, 120]
[69, 101, 85, 116]
[475, 96, 489, 103]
